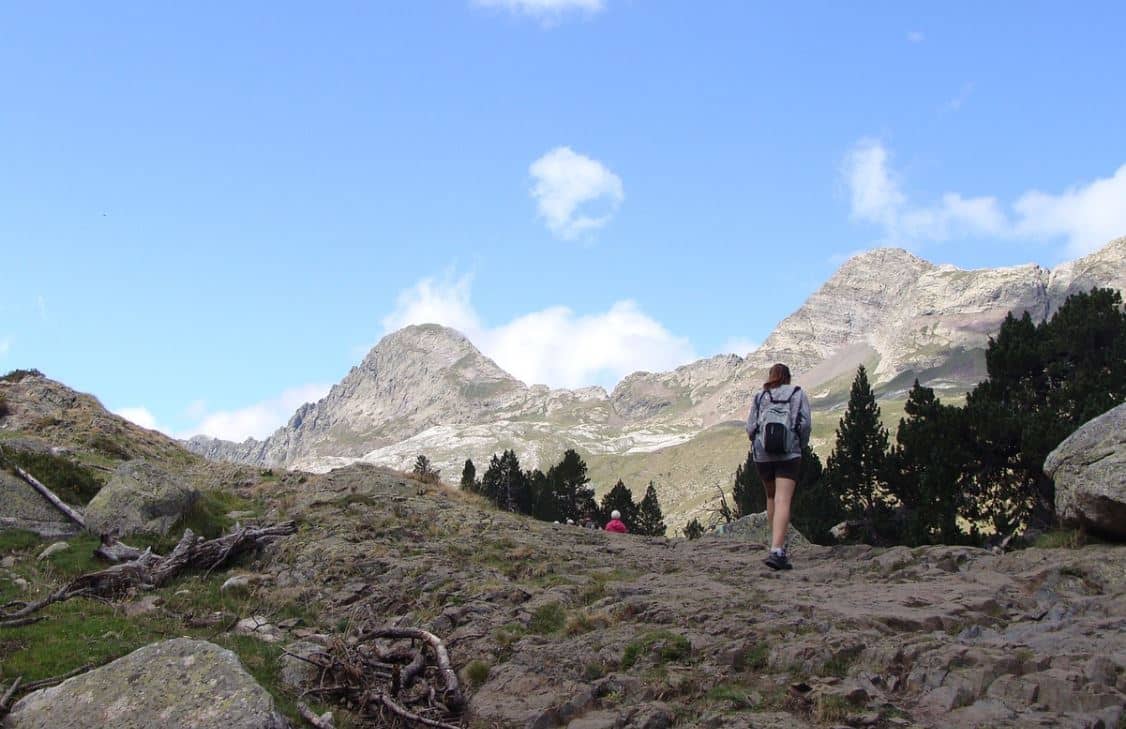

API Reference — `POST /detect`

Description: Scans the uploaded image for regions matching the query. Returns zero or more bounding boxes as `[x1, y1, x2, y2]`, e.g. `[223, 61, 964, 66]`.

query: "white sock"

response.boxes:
[770, 547, 785, 556]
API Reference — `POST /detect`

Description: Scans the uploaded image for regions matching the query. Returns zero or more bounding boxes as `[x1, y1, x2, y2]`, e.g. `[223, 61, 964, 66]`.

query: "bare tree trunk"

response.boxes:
[12, 465, 86, 528]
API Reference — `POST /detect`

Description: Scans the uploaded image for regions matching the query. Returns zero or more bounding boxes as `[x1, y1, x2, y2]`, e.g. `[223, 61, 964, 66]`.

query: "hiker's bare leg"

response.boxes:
[763, 478, 776, 529]
[771, 477, 796, 551]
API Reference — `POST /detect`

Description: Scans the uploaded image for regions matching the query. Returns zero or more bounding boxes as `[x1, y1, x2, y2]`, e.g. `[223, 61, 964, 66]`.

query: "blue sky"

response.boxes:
[3, 1, 1125, 440]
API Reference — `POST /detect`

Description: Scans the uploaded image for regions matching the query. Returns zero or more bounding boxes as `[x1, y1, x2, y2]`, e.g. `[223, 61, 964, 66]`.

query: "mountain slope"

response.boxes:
[185, 237, 1126, 527]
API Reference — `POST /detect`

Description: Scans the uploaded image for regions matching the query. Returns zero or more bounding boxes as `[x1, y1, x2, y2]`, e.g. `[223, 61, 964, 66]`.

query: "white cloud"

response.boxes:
[719, 337, 759, 357]
[0, 338, 10, 358]
[1013, 165, 1126, 256]
[36, 296, 48, 321]
[530, 146, 624, 239]
[383, 272, 696, 389]
[907, 31, 925, 43]
[184, 383, 333, 442]
[114, 407, 167, 433]
[474, 0, 604, 23]
[843, 139, 1126, 256]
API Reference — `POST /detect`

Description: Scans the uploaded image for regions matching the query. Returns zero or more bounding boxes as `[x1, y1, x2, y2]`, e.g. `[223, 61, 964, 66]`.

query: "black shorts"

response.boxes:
[754, 458, 801, 483]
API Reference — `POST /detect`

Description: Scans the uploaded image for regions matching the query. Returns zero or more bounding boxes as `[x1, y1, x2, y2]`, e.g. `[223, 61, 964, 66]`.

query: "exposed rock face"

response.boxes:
[1045, 402, 1126, 540]
[84, 460, 198, 537]
[3, 638, 289, 729]
[183, 238, 1126, 530]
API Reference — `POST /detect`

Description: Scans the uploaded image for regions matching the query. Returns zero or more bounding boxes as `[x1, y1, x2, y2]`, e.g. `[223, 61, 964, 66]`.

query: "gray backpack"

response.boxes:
[755, 386, 802, 455]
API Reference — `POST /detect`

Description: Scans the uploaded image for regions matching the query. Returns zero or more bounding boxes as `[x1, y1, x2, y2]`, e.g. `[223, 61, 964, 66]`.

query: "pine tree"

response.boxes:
[460, 459, 477, 493]
[885, 381, 969, 545]
[732, 450, 766, 517]
[600, 480, 639, 530]
[479, 453, 504, 507]
[527, 469, 560, 522]
[683, 518, 705, 540]
[962, 289, 1126, 533]
[825, 365, 890, 538]
[790, 443, 843, 545]
[635, 482, 667, 536]
[412, 454, 440, 484]
[547, 449, 596, 522]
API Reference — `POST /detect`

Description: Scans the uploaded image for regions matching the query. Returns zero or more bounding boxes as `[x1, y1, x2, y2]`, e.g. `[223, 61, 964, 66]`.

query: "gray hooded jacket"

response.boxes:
[745, 383, 812, 462]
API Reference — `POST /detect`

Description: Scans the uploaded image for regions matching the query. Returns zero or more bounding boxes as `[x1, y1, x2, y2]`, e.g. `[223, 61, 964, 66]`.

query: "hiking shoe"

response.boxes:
[764, 551, 793, 571]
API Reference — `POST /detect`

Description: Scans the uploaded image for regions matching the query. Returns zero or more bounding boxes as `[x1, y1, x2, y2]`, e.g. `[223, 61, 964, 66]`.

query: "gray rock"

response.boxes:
[36, 542, 69, 561]
[84, 460, 198, 537]
[1044, 402, 1126, 540]
[279, 640, 325, 692]
[710, 511, 812, 550]
[3, 638, 289, 728]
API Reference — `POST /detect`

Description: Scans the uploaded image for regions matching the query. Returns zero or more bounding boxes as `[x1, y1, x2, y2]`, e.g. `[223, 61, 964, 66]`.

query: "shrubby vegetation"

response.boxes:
[0, 368, 44, 383]
[460, 448, 667, 535]
[815, 288, 1126, 546]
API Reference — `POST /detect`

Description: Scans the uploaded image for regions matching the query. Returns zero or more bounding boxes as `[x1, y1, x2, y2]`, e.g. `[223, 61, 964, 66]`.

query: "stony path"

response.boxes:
[263, 465, 1125, 729]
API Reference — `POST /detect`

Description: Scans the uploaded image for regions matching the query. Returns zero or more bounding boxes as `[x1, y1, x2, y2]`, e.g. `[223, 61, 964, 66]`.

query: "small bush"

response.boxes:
[529, 602, 566, 635]
[0, 369, 44, 383]
[87, 433, 132, 460]
[464, 660, 490, 688]
[583, 662, 606, 681]
[683, 518, 705, 540]
[707, 684, 755, 708]
[0, 394, 9, 418]
[621, 630, 691, 669]
[735, 642, 769, 672]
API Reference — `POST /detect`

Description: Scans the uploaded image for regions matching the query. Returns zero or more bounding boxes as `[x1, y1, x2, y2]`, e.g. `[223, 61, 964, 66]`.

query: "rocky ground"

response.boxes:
[2, 463, 1125, 728]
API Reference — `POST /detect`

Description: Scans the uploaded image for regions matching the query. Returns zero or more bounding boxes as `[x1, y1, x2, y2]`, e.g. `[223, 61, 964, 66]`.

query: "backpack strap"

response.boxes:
[791, 386, 803, 435]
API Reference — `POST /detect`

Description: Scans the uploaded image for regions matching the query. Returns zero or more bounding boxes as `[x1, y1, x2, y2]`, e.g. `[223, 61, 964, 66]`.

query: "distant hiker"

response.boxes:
[746, 363, 811, 570]
[605, 509, 628, 534]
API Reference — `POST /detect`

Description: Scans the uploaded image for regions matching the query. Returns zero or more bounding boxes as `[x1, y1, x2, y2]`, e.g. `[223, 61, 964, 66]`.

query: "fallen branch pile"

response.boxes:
[0, 522, 297, 625]
[287, 625, 465, 729]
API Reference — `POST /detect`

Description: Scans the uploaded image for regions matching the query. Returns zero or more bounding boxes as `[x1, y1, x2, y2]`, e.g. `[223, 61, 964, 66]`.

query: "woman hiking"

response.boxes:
[746, 363, 811, 570]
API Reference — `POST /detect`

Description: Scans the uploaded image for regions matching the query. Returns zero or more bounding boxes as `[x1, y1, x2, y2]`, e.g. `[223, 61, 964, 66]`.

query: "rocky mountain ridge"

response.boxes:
[186, 238, 1126, 526]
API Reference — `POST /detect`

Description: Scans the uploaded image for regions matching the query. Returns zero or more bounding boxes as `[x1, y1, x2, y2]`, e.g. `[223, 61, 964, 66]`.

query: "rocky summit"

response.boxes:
[185, 237, 1126, 530]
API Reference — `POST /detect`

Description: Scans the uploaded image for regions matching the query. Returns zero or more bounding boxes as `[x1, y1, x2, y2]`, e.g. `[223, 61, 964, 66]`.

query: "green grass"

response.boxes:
[0, 447, 104, 506]
[1032, 529, 1087, 549]
[529, 602, 566, 635]
[0, 539, 323, 724]
[136, 490, 260, 553]
[621, 630, 691, 670]
[736, 642, 769, 672]
[707, 683, 756, 709]
[464, 660, 490, 688]
[820, 652, 857, 678]
[0, 529, 43, 554]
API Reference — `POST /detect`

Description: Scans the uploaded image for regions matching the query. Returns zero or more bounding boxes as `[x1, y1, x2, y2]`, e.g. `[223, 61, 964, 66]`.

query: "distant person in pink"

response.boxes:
[604, 509, 628, 534]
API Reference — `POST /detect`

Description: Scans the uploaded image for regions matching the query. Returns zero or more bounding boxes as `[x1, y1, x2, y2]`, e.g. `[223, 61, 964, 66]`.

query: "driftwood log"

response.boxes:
[0, 522, 297, 624]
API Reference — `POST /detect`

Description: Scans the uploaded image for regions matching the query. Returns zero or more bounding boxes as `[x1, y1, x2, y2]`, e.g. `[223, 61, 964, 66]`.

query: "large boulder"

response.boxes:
[3, 638, 289, 729]
[1044, 402, 1126, 540]
[710, 511, 812, 550]
[84, 460, 197, 537]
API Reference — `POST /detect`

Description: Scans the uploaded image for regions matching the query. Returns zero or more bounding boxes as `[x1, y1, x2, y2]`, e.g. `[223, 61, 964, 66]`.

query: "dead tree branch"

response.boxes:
[0, 522, 297, 622]
[10, 464, 86, 528]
